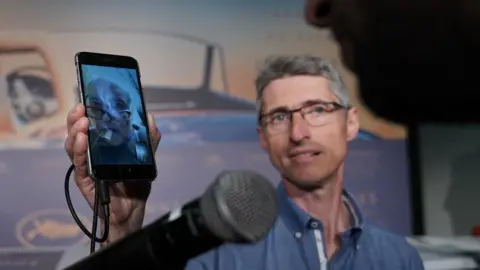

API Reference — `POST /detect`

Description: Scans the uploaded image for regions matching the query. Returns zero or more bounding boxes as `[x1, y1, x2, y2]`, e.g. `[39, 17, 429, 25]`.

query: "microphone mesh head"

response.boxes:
[200, 170, 278, 243]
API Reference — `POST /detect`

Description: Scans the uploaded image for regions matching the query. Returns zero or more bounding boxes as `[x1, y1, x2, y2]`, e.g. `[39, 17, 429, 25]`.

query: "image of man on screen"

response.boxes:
[84, 77, 148, 165]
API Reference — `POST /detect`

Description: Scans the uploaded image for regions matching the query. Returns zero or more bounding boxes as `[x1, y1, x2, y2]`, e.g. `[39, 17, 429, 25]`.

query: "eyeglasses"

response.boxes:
[86, 105, 131, 121]
[259, 101, 350, 134]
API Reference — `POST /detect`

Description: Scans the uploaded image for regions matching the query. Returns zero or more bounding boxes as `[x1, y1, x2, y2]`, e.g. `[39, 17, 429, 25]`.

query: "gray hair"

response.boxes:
[255, 55, 350, 116]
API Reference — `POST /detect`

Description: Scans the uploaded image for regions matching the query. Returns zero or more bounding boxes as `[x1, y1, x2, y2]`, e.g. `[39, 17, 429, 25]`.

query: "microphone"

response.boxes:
[63, 170, 278, 270]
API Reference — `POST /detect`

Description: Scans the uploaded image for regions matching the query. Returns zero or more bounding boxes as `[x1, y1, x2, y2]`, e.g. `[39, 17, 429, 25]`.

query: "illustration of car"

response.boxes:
[0, 29, 379, 149]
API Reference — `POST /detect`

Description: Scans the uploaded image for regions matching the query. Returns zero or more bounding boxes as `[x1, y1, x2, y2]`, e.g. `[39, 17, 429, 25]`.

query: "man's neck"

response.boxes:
[282, 168, 350, 245]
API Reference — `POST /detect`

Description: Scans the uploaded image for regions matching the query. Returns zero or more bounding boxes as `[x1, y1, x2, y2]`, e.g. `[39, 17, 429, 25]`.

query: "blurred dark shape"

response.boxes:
[305, 0, 480, 124]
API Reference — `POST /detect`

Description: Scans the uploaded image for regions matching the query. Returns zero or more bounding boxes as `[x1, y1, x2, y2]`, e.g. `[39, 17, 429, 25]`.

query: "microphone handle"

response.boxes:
[147, 199, 225, 267]
[64, 199, 224, 270]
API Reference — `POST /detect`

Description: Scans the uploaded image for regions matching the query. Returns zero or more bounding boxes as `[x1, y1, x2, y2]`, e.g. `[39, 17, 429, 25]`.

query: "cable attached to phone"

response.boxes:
[65, 164, 111, 254]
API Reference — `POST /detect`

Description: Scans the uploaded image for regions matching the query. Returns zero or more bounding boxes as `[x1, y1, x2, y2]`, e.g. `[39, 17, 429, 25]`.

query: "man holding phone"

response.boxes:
[65, 0, 480, 249]
[62, 53, 423, 269]
[64, 103, 161, 246]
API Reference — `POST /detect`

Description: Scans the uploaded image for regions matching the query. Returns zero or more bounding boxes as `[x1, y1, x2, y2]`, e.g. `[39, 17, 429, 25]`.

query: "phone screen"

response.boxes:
[76, 52, 156, 181]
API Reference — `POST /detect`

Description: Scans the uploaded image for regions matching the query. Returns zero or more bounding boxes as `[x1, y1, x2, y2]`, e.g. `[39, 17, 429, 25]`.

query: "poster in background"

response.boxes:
[0, 0, 412, 251]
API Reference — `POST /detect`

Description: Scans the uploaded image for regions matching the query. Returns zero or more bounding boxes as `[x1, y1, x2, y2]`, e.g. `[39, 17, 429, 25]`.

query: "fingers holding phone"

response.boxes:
[64, 104, 93, 195]
[147, 112, 161, 154]
[66, 105, 88, 163]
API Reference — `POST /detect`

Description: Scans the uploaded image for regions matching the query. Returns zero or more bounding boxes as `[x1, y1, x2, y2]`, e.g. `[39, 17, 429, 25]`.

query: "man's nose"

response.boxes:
[289, 113, 311, 143]
[305, 0, 332, 28]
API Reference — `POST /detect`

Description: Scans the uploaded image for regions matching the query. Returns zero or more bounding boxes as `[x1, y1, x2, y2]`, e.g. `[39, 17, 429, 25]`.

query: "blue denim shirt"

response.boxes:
[186, 184, 424, 270]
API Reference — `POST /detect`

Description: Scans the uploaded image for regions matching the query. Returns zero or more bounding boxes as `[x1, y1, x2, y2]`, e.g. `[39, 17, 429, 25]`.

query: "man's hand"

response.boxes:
[64, 104, 161, 244]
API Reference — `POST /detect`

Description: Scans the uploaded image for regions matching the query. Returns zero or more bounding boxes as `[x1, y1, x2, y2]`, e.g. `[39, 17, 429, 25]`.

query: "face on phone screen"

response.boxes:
[80, 64, 153, 166]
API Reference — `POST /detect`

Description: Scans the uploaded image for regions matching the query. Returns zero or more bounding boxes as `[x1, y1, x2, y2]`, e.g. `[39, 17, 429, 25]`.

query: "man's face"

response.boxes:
[86, 81, 132, 146]
[258, 75, 359, 189]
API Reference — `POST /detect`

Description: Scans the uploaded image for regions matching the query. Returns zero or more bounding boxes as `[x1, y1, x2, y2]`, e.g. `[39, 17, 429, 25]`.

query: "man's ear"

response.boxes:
[346, 107, 360, 141]
[257, 126, 268, 150]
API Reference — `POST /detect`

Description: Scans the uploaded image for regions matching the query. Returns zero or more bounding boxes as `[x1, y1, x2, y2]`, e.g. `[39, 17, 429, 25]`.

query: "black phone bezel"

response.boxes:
[75, 51, 157, 182]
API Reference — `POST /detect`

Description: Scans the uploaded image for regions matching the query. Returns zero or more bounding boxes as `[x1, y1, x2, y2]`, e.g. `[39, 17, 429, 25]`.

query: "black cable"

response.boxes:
[90, 180, 100, 253]
[65, 164, 111, 254]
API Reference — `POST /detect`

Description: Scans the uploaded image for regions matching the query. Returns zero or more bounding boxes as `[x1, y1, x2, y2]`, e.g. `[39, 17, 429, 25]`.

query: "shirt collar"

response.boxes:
[277, 183, 365, 242]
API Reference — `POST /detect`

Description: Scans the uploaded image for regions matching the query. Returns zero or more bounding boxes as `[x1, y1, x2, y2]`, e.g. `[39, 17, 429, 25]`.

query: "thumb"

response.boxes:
[147, 113, 161, 151]
[72, 132, 90, 187]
